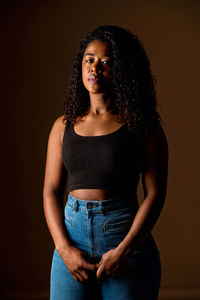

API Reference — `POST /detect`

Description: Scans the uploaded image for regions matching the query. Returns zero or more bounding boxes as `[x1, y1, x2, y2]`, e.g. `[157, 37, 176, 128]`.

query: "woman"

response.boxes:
[43, 25, 168, 300]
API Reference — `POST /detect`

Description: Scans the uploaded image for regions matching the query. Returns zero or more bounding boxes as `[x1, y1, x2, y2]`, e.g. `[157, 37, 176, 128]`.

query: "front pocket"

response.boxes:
[64, 211, 74, 227]
[103, 216, 133, 232]
[66, 200, 74, 209]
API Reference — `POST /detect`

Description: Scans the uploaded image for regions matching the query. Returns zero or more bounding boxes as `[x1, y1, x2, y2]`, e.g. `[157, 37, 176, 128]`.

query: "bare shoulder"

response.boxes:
[53, 114, 66, 129]
[144, 123, 168, 150]
[142, 123, 169, 167]
[50, 114, 67, 145]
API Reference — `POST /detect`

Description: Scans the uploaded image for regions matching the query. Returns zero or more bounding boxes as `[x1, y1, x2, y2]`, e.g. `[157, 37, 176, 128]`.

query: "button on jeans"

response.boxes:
[50, 193, 161, 300]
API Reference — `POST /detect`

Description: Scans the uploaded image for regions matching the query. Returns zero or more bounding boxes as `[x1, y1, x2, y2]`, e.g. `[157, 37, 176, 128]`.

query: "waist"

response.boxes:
[69, 188, 136, 201]
[66, 192, 139, 212]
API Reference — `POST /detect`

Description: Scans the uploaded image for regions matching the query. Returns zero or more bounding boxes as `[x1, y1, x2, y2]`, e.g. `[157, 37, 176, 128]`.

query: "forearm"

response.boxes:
[43, 191, 71, 252]
[117, 195, 164, 257]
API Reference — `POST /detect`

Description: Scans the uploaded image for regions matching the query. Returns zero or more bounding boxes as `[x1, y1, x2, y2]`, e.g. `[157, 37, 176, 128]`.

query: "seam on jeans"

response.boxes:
[87, 212, 93, 256]
[64, 212, 74, 227]
[94, 213, 100, 257]
[67, 200, 74, 209]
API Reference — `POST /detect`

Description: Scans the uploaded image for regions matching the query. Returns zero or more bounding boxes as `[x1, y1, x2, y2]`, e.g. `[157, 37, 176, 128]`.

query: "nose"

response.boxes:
[91, 60, 102, 74]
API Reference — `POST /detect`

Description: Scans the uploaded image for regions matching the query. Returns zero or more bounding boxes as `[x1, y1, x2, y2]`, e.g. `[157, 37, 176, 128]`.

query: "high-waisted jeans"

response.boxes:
[50, 192, 161, 300]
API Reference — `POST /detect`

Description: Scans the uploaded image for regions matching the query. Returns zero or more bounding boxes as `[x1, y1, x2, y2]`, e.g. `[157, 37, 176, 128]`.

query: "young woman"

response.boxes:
[43, 25, 168, 300]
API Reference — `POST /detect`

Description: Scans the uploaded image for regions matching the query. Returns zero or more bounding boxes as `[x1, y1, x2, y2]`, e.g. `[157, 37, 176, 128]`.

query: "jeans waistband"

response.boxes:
[66, 192, 139, 212]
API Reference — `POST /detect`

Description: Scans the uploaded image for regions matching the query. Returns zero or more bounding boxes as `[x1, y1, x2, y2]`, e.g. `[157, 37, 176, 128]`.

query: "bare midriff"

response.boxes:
[69, 189, 120, 201]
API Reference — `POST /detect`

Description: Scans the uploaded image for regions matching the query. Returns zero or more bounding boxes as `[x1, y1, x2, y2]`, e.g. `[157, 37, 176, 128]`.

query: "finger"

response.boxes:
[96, 258, 102, 270]
[83, 260, 99, 272]
[72, 274, 79, 282]
[80, 269, 89, 281]
[96, 263, 100, 268]
[96, 264, 104, 280]
[74, 270, 84, 282]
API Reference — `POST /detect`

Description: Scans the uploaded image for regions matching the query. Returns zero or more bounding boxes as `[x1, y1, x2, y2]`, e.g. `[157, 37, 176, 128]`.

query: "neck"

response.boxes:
[88, 92, 112, 115]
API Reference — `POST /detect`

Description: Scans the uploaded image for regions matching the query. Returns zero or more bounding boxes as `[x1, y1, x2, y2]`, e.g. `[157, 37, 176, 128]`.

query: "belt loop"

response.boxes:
[100, 203, 105, 216]
[73, 199, 79, 212]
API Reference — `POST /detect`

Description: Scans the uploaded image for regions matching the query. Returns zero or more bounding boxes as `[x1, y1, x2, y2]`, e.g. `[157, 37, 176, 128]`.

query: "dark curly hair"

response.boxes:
[62, 25, 163, 143]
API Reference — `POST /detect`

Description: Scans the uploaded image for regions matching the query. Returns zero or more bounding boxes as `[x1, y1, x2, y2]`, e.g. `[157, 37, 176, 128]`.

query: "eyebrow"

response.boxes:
[84, 53, 111, 57]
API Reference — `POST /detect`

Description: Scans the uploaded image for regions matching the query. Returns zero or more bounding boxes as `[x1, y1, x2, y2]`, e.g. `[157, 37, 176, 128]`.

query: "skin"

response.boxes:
[43, 40, 168, 283]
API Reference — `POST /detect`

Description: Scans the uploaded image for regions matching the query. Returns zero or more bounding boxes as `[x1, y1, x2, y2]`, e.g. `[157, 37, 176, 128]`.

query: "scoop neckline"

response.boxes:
[72, 123, 127, 138]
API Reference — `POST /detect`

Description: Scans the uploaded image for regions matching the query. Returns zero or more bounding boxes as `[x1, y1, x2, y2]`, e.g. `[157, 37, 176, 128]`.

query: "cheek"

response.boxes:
[82, 64, 89, 77]
[81, 66, 85, 78]
[82, 70, 89, 89]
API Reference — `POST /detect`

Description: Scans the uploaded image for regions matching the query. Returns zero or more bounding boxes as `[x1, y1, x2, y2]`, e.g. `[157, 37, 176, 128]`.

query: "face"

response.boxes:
[82, 40, 112, 94]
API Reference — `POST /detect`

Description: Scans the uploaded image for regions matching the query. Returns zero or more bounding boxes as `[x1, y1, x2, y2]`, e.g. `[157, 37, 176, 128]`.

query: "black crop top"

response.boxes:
[62, 122, 143, 196]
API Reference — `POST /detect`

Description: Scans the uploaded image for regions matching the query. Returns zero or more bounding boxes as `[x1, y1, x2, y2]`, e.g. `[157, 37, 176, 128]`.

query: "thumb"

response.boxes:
[83, 260, 99, 272]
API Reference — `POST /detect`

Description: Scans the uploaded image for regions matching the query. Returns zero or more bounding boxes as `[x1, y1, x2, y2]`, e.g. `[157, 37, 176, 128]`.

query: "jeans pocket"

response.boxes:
[64, 211, 74, 227]
[104, 216, 133, 232]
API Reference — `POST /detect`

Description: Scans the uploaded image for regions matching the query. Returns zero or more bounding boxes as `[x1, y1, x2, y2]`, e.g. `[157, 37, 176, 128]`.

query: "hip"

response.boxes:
[64, 192, 160, 260]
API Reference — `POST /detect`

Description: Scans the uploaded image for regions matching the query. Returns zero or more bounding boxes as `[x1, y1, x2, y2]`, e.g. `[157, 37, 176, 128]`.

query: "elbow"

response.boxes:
[145, 190, 167, 210]
[153, 191, 167, 211]
[43, 189, 52, 209]
[43, 187, 64, 205]
[43, 187, 53, 201]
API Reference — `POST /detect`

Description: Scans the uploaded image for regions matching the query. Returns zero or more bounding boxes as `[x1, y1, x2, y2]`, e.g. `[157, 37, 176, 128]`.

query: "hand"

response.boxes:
[58, 245, 99, 282]
[96, 248, 128, 280]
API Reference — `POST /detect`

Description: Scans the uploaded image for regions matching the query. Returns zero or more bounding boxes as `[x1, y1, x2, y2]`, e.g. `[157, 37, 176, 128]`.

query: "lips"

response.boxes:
[88, 75, 101, 84]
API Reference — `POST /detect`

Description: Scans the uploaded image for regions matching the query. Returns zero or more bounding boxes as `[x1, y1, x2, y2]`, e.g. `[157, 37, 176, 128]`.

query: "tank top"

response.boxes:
[62, 122, 143, 197]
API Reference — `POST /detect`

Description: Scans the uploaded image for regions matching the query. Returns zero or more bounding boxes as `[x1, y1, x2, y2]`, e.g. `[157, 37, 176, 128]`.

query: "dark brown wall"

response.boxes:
[1, 0, 200, 299]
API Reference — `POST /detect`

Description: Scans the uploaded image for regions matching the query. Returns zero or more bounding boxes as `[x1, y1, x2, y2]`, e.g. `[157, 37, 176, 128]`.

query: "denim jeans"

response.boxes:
[50, 193, 161, 300]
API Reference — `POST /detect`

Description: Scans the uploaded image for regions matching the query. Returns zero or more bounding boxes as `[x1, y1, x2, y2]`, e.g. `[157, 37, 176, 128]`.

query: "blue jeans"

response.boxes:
[50, 193, 161, 300]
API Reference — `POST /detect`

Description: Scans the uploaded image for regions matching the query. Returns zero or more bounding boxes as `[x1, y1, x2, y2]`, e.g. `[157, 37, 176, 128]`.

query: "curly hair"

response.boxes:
[62, 25, 163, 143]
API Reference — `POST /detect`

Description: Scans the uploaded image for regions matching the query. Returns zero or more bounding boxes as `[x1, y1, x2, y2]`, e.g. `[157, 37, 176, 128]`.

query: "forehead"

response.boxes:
[84, 40, 111, 56]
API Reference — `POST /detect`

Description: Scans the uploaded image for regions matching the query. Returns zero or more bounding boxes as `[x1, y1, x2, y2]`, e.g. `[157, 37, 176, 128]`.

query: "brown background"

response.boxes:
[1, 0, 200, 299]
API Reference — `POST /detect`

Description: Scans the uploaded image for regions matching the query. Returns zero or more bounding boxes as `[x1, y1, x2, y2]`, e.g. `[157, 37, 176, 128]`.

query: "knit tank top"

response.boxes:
[62, 122, 143, 197]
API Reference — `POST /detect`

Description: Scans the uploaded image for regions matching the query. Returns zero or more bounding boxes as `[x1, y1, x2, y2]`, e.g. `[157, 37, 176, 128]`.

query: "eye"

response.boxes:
[84, 59, 111, 66]
[102, 60, 111, 66]
[85, 59, 93, 63]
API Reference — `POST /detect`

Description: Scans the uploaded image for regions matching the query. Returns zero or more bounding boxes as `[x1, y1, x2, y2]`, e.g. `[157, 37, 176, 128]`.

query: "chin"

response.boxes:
[88, 85, 108, 93]
[89, 89, 108, 95]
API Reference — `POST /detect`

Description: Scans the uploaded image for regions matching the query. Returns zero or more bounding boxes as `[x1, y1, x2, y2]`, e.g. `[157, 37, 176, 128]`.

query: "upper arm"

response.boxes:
[43, 115, 67, 197]
[141, 124, 169, 203]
